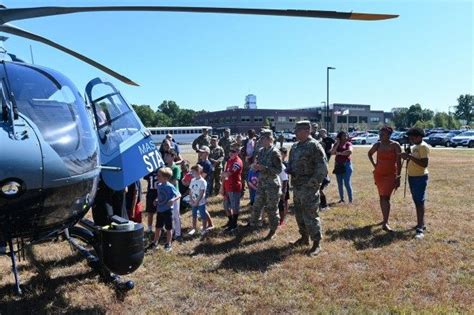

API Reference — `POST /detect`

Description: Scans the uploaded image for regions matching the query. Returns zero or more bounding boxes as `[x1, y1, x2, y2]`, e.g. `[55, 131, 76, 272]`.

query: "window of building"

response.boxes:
[254, 116, 263, 122]
[241, 116, 251, 122]
[289, 117, 297, 123]
[267, 116, 275, 122]
[359, 116, 368, 123]
[349, 116, 358, 123]
[337, 116, 347, 123]
[370, 117, 380, 123]
[278, 116, 287, 122]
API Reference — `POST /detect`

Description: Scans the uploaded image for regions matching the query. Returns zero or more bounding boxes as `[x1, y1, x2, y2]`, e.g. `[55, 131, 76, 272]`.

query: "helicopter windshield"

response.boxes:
[4, 62, 98, 175]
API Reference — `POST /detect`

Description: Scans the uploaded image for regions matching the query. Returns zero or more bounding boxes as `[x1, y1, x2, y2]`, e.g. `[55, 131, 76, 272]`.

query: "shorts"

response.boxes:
[192, 204, 207, 220]
[145, 190, 158, 213]
[224, 192, 241, 213]
[408, 175, 428, 206]
[156, 209, 173, 230]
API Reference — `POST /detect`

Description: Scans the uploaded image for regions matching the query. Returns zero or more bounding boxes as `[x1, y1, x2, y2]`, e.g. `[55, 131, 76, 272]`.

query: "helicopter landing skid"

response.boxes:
[7, 238, 22, 295]
[65, 226, 134, 292]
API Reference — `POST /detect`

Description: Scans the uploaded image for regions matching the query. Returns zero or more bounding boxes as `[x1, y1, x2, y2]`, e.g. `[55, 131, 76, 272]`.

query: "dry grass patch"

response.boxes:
[0, 147, 473, 314]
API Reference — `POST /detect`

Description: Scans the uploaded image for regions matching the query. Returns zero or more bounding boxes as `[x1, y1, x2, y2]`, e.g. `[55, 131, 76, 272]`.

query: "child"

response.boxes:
[165, 150, 182, 241]
[221, 144, 243, 231]
[278, 147, 290, 225]
[151, 167, 181, 252]
[144, 170, 158, 235]
[188, 165, 214, 235]
[179, 160, 192, 212]
[246, 167, 259, 206]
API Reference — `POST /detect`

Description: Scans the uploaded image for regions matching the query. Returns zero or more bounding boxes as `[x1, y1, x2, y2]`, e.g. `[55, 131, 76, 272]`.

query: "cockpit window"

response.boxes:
[4, 62, 98, 175]
[88, 81, 141, 156]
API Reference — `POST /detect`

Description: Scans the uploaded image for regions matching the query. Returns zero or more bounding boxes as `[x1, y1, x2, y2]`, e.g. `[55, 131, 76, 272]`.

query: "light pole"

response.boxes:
[326, 66, 336, 131]
[320, 101, 326, 127]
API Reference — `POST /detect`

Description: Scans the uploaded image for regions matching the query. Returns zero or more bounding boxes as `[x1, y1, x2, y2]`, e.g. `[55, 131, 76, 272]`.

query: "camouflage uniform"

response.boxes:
[192, 134, 211, 152]
[218, 135, 235, 163]
[288, 131, 328, 242]
[209, 143, 225, 195]
[250, 143, 282, 231]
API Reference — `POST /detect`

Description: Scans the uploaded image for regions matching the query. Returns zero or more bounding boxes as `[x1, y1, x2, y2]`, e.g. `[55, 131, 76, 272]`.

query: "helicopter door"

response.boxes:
[85, 78, 163, 191]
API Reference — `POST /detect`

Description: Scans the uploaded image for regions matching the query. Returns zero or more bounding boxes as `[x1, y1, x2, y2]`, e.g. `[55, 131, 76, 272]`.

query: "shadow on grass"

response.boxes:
[0, 247, 106, 314]
[189, 226, 264, 256]
[325, 224, 413, 250]
[216, 244, 292, 272]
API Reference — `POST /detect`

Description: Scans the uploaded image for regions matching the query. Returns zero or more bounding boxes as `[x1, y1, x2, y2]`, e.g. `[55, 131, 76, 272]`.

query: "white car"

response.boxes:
[351, 133, 379, 145]
[450, 131, 474, 148]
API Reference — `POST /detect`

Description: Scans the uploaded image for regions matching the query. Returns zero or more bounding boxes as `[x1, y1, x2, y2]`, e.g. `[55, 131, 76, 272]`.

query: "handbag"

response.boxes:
[333, 162, 346, 175]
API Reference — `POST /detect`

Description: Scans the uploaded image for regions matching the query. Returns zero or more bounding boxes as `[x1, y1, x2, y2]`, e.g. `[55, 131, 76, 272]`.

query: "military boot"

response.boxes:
[307, 240, 321, 257]
[290, 236, 310, 247]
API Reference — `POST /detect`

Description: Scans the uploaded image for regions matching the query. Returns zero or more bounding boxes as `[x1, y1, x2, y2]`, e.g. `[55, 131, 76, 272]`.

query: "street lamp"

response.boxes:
[320, 101, 326, 127]
[326, 66, 336, 131]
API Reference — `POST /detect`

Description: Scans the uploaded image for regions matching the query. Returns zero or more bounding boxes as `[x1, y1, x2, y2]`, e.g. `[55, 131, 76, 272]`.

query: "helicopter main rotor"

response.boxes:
[0, 5, 398, 85]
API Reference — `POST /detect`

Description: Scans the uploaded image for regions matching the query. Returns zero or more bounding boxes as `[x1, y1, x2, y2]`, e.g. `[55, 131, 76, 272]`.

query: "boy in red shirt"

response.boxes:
[220, 143, 243, 232]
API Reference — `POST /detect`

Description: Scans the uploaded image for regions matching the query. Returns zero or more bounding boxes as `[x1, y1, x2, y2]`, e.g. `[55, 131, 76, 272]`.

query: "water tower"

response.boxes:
[245, 94, 257, 109]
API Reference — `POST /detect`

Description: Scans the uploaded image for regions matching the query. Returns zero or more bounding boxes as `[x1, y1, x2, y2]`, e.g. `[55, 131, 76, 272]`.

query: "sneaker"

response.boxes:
[173, 235, 183, 242]
[382, 224, 394, 232]
[337, 200, 345, 204]
[320, 206, 330, 212]
[290, 237, 310, 247]
[147, 241, 158, 250]
[415, 228, 424, 239]
[164, 243, 172, 252]
[187, 229, 196, 236]
[206, 225, 215, 231]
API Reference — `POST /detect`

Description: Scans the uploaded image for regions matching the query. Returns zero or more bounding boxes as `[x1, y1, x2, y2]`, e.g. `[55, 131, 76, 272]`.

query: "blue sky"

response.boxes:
[3, 0, 473, 113]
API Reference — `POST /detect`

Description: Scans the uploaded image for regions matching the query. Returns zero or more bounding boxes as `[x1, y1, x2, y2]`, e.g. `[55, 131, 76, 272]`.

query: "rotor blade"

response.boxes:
[0, 6, 398, 24]
[0, 24, 139, 86]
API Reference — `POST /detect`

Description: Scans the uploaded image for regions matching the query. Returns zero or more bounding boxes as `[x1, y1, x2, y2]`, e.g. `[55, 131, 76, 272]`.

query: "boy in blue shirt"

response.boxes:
[152, 167, 181, 252]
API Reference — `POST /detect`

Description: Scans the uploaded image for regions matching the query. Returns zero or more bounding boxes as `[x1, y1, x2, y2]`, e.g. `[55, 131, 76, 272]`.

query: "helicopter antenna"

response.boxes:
[29, 44, 34, 64]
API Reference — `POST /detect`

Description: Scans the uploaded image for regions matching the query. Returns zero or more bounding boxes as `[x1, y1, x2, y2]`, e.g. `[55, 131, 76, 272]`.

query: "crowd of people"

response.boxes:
[117, 124, 430, 255]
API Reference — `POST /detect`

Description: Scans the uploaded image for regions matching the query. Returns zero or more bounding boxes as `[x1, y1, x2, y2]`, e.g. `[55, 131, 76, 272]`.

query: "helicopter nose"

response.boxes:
[0, 120, 43, 196]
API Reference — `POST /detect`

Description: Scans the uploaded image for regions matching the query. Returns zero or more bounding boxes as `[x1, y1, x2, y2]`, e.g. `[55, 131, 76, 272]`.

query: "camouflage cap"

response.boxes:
[260, 128, 273, 138]
[211, 135, 219, 140]
[295, 120, 311, 130]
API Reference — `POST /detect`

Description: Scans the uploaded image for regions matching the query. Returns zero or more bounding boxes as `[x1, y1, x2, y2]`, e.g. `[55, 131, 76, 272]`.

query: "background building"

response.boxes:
[195, 102, 391, 134]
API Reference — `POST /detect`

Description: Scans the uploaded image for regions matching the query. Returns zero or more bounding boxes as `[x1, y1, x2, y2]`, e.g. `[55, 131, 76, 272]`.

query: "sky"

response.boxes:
[2, 0, 473, 113]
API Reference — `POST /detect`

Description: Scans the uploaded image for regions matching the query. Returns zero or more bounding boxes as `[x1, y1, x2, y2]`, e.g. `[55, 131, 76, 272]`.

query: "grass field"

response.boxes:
[0, 147, 473, 314]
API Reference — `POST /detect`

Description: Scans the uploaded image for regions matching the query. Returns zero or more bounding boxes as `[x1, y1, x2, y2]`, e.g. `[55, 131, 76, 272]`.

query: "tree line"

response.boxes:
[132, 94, 473, 130]
[388, 94, 472, 130]
[132, 101, 205, 127]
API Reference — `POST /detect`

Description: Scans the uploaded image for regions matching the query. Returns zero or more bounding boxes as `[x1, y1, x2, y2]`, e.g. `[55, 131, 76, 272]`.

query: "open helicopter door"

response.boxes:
[85, 78, 163, 191]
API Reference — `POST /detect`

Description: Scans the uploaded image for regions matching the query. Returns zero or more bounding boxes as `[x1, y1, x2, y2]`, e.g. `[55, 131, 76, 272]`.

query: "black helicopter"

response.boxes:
[0, 4, 398, 295]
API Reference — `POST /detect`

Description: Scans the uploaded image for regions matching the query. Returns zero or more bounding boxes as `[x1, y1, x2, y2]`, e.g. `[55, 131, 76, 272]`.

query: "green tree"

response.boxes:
[132, 104, 156, 127]
[433, 112, 449, 128]
[455, 94, 473, 124]
[155, 111, 172, 127]
[175, 109, 196, 126]
[392, 108, 408, 129]
[158, 100, 180, 119]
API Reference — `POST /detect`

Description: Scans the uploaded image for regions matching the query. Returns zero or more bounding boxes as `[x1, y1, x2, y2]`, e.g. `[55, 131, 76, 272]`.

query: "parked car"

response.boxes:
[425, 133, 454, 147]
[283, 132, 296, 142]
[450, 131, 474, 148]
[391, 131, 409, 145]
[351, 133, 379, 145]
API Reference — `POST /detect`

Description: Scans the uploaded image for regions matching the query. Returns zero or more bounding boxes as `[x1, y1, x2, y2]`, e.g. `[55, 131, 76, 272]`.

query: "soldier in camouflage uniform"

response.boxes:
[288, 121, 328, 256]
[218, 128, 235, 165]
[209, 136, 225, 196]
[192, 128, 211, 152]
[249, 129, 282, 240]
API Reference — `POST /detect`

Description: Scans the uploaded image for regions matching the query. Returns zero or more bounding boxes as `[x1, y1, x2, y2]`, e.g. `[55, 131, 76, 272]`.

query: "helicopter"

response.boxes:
[0, 4, 398, 295]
